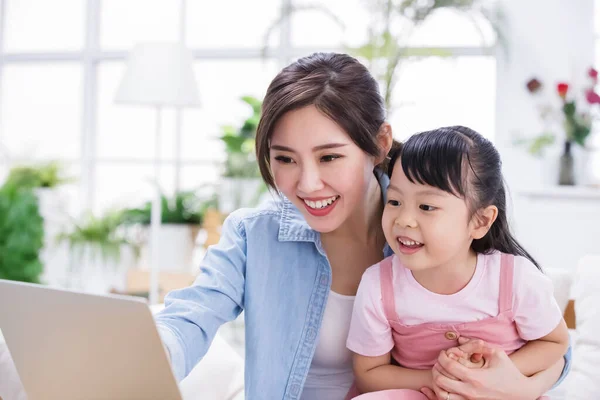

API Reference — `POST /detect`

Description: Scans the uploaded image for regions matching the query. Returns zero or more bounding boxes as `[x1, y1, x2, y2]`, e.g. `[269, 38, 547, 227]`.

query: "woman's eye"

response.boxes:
[274, 155, 294, 164]
[387, 200, 400, 206]
[419, 204, 436, 211]
[321, 154, 341, 162]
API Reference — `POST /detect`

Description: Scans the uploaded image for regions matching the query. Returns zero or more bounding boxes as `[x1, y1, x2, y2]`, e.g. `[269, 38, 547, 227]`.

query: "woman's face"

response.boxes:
[269, 105, 378, 233]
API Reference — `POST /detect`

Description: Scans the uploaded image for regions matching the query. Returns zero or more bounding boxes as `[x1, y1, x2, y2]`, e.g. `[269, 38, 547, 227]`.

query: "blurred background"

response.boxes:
[0, 0, 598, 317]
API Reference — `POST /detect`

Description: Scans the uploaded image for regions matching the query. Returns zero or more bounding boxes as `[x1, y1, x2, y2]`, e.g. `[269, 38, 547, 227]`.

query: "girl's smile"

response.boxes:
[396, 235, 424, 255]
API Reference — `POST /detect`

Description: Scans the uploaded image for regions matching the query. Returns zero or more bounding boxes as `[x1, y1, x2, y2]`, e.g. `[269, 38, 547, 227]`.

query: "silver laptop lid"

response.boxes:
[0, 279, 182, 400]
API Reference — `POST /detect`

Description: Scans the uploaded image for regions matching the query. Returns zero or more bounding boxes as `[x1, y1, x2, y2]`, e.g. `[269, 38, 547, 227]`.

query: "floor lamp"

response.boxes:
[115, 43, 200, 305]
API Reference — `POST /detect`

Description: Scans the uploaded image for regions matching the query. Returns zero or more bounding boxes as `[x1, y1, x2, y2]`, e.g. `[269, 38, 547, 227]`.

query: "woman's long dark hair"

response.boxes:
[256, 52, 401, 190]
[388, 126, 541, 270]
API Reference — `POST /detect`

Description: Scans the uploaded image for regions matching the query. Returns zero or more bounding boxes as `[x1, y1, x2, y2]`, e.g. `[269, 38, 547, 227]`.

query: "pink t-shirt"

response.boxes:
[346, 251, 563, 357]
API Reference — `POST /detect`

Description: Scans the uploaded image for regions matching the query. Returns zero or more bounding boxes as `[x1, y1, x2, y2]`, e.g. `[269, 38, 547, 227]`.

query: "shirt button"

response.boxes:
[320, 275, 328, 285]
[307, 328, 317, 341]
[290, 384, 300, 395]
[445, 331, 458, 340]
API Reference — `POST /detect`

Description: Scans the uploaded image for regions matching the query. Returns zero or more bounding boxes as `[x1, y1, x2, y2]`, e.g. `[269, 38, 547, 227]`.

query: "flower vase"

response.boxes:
[558, 141, 575, 185]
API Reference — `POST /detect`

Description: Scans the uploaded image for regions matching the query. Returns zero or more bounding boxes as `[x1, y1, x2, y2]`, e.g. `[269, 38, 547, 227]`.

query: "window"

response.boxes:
[1, 63, 83, 159]
[290, 0, 497, 140]
[3, 0, 84, 52]
[0, 0, 497, 214]
[186, 0, 281, 49]
[388, 57, 496, 139]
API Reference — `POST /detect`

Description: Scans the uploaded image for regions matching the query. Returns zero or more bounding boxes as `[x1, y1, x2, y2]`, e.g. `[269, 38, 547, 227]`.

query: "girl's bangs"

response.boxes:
[399, 129, 470, 197]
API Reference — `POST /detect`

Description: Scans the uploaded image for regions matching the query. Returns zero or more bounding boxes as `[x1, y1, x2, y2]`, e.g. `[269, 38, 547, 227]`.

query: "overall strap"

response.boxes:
[498, 253, 515, 313]
[379, 256, 399, 321]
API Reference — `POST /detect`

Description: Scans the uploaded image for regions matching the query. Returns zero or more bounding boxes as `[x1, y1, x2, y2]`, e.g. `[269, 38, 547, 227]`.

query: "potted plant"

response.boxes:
[520, 68, 600, 185]
[218, 95, 266, 214]
[0, 182, 44, 283]
[57, 210, 138, 293]
[122, 190, 215, 273]
[4, 160, 74, 189]
[4, 160, 75, 224]
[5, 161, 76, 284]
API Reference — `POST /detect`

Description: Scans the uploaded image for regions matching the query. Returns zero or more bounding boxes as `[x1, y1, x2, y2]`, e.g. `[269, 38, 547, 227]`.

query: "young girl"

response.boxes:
[346, 126, 570, 400]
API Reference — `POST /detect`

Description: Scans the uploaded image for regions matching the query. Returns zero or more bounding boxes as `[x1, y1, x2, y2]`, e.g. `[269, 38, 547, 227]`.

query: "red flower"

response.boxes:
[589, 67, 598, 81]
[586, 89, 600, 104]
[526, 78, 542, 93]
[557, 83, 569, 99]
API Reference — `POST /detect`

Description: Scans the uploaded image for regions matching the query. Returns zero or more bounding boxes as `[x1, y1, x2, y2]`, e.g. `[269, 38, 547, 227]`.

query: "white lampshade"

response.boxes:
[115, 42, 200, 107]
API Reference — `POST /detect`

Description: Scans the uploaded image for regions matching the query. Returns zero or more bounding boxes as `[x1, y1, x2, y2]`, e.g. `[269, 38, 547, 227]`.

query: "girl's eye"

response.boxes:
[321, 154, 341, 162]
[419, 204, 436, 211]
[274, 155, 294, 164]
[387, 200, 400, 206]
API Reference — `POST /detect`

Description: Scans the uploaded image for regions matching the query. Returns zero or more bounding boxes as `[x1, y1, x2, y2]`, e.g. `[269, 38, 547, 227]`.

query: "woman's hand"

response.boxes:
[422, 338, 536, 400]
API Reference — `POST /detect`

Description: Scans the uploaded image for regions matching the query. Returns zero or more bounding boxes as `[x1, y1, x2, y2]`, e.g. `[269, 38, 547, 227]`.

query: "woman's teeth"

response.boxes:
[303, 196, 339, 209]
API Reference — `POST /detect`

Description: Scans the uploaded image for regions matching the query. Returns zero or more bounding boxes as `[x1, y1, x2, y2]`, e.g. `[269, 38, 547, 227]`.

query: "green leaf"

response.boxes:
[120, 191, 208, 226]
[219, 96, 263, 178]
[528, 134, 556, 156]
[57, 210, 138, 268]
[221, 134, 247, 154]
[0, 184, 44, 283]
[5, 161, 76, 189]
[563, 102, 576, 117]
[513, 133, 555, 157]
[241, 96, 262, 115]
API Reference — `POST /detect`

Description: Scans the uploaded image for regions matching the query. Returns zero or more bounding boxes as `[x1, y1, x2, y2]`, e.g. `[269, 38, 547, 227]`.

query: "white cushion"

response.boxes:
[544, 267, 574, 314]
[180, 334, 244, 400]
[564, 255, 600, 399]
[151, 303, 245, 400]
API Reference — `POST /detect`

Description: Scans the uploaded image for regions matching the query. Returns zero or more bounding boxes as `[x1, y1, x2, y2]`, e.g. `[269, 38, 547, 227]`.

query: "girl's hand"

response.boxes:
[430, 337, 536, 400]
[420, 343, 485, 399]
[445, 347, 485, 369]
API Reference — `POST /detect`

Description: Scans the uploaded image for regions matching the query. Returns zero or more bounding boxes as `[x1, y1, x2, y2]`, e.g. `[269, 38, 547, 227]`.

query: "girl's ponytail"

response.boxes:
[472, 186, 541, 270]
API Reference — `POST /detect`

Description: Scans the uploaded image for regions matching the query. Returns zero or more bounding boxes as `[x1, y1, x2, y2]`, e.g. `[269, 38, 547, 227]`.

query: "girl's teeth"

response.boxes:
[400, 239, 422, 246]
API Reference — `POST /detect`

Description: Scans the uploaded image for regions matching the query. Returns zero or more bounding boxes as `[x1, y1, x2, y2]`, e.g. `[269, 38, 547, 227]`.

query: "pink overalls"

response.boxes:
[347, 254, 545, 400]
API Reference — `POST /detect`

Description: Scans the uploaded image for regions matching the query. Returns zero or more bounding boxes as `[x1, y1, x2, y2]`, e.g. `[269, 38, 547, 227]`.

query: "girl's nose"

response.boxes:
[394, 212, 418, 229]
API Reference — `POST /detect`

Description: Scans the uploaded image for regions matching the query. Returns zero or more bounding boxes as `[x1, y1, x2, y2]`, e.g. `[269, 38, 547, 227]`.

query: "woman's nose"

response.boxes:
[298, 164, 325, 193]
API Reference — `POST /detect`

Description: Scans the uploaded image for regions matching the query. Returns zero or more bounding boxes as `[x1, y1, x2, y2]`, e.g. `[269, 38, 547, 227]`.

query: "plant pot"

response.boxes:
[218, 177, 264, 214]
[67, 244, 136, 294]
[142, 224, 200, 273]
[35, 188, 71, 287]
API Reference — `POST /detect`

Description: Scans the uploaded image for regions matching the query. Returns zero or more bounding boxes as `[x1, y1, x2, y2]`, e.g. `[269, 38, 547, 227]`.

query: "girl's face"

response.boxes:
[382, 159, 477, 271]
[269, 105, 378, 233]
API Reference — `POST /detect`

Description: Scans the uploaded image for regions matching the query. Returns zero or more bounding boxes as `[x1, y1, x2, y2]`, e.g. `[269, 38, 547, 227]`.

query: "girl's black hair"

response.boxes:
[388, 126, 541, 270]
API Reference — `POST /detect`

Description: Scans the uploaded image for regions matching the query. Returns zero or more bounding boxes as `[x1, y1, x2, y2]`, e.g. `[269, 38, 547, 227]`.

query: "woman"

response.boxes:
[155, 52, 570, 400]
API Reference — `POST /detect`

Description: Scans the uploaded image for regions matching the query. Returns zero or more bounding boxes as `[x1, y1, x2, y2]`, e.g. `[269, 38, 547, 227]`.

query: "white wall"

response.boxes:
[496, 0, 598, 272]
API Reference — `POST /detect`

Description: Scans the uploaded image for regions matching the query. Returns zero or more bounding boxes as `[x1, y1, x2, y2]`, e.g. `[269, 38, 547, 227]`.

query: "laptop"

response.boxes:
[0, 279, 183, 400]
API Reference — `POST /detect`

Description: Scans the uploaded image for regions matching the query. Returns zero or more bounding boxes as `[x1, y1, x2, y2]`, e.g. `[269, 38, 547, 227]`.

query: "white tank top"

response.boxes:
[300, 291, 356, 400]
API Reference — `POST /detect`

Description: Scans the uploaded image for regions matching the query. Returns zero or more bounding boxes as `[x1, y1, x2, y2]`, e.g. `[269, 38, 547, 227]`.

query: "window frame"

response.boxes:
[0, 0, 496, 212]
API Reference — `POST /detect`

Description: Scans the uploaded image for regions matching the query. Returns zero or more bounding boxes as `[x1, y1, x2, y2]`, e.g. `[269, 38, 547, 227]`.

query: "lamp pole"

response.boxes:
[149, 105, 163, 305]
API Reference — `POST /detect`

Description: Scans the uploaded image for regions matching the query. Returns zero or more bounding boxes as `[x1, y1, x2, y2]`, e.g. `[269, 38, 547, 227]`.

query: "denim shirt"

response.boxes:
[155, 172, 571, 400]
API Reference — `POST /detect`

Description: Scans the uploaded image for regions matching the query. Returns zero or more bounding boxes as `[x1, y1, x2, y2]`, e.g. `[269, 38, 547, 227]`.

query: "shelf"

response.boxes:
[517, 186, 600, 200]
